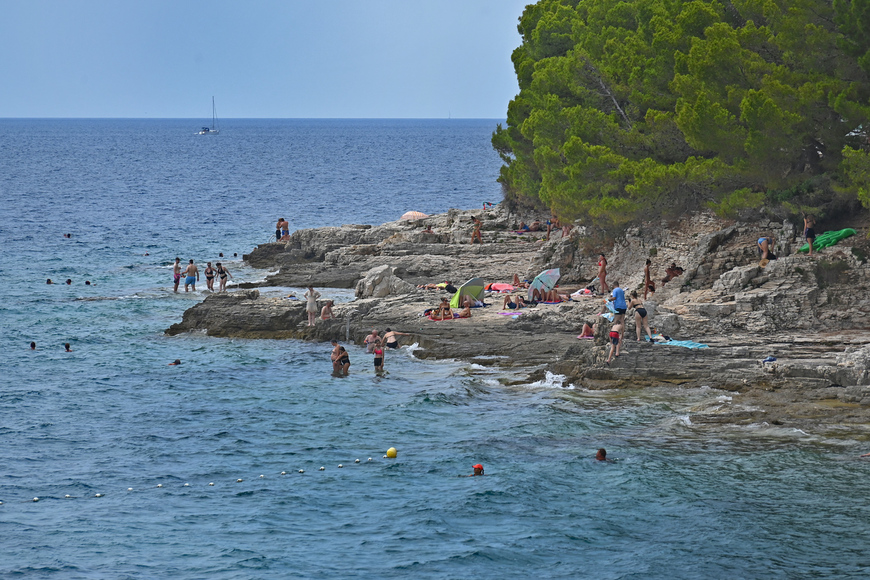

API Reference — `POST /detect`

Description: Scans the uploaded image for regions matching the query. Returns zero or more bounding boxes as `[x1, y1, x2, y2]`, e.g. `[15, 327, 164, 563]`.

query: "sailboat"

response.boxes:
[197, 97, 220, 135]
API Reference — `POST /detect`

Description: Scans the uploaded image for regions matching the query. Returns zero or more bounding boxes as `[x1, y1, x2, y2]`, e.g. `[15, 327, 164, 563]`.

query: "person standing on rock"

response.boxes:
[470, 216, 483, 245]
[629, 291, 652, 342]
[305, 286, 321, 326]
[643, 259, 655, 299]
[597, 254, 609, 294]
[803, 213, 816, 256]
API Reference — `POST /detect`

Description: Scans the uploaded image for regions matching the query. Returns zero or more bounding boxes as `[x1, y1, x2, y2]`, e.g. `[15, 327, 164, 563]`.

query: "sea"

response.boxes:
[2, 118, 870, 579]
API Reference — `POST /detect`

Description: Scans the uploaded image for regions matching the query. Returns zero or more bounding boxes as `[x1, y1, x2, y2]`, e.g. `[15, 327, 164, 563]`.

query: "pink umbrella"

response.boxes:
[400, 211, 429, 220]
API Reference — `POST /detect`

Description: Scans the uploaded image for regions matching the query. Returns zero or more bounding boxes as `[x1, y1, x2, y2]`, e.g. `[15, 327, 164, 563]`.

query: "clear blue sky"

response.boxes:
[0, 0, 530, 118]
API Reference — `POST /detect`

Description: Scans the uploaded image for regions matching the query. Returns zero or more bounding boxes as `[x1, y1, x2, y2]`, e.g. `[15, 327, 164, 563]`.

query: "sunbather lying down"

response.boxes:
[531, 287, 570, 302]
[503, 294, 527, 310]
[512, 274, 530, 289]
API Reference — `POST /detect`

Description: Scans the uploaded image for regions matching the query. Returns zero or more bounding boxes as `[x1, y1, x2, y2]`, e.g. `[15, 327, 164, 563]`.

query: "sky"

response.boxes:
[0, 0, 530, 118]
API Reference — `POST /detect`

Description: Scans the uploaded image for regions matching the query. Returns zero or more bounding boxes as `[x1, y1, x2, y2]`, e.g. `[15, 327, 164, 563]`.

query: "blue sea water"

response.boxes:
[2, 118, 870, 578]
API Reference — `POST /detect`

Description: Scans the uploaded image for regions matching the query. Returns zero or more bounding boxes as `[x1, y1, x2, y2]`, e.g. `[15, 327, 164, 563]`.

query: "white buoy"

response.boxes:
[338, 464, 343, 468]
[156, 484, 163, 488]
[281, 471, 286, 475]
[208, 482, 214, 486]
[127, 488, 133, 491]
[260, 474, 265, 478]
[383, 455, 387, 458]
[368, 458, 373, 461]
[298, 469, 304, 474]
[355, 459, 360, 463]
[95, 493, 102, 498]
[65, 494, 72, 498]
[183, 483, 190, 487]
[236, 478, 243, 483]
[33, 498, 39, 502]
[319, 466, 325, 471]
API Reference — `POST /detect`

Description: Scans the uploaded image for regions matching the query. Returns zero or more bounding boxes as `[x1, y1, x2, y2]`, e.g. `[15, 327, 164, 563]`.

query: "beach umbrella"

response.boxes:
[450, 277, 485, 308]
[400, 211, 429, 220]
[528, 268, 561, 301]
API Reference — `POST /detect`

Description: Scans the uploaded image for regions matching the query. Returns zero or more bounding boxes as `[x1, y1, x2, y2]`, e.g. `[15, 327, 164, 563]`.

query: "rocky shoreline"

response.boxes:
[166, 206, 870, 434]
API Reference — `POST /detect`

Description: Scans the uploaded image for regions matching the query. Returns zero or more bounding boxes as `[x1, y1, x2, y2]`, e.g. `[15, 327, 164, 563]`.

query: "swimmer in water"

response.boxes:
[66, 279, 72, 285]
[46, 279, 53, 284]
[30, 342, 36, 350]
[168, 359, 181, 366]
[468, 464, 485, 476]
[64, 343, 72, 352]
[596, 449, 607, 461]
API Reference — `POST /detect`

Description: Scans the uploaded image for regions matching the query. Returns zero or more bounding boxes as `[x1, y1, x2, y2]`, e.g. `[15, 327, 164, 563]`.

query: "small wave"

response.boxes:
[527, 371, 568, 389]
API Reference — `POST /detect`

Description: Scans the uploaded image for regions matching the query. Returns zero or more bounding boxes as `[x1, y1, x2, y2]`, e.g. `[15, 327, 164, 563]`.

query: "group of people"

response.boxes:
[29, 341, 73, 352]
[303, 286, 334, 326]
[46, 278, 93, 286]
[173, 257, 232, 293]
[275, 218, 290, 241]
[329, 328, 410, 374]
[601, 283, 653, 364]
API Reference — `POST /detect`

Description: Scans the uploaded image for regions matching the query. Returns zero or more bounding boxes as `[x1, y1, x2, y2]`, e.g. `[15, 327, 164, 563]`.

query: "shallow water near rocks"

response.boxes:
[2, 119, 870, 578]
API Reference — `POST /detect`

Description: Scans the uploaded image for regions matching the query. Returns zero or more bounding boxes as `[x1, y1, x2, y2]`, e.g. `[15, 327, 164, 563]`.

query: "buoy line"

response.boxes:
[0, 455, 393, 505]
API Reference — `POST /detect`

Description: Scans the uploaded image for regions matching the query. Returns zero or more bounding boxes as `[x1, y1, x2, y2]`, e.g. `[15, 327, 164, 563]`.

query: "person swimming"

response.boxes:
[468, 464, 485, 476]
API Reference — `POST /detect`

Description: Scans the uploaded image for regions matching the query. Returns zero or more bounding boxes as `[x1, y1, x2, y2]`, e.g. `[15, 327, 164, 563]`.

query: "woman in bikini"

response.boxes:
[336, 346, 350, 375]
[216, 262, 233, 292]
[382, 328, 410, 348]
[470, 216, 483, 245]
[204, 262, 216, 292]
[373, 344, 385, 372]
[628, 291, 652, 342]
[597, 254, 609, 294]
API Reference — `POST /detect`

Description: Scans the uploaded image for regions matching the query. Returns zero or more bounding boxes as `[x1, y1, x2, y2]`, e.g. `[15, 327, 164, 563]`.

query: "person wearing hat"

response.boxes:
[468, 464, 485, 476]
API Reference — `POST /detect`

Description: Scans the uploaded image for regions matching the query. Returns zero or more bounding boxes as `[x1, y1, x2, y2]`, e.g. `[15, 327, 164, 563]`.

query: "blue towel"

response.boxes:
[648, 336, 708, 349]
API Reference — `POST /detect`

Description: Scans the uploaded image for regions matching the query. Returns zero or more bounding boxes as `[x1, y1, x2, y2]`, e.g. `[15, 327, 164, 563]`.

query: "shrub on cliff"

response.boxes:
[493, 0, 870, 227]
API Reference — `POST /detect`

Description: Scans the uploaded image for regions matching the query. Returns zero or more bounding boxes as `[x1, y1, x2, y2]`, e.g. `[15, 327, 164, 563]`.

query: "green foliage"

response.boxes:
[708, 188, 765, 219]
[494, 0, 870, 229]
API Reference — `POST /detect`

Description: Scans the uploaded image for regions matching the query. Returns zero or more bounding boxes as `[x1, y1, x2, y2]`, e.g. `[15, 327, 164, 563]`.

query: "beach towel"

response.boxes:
[647, 336, 708, 349]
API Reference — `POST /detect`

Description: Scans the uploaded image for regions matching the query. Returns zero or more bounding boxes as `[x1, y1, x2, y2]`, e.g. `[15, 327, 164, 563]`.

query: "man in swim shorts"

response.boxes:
[182, 259, 199, 292]
[173, 257, 182, 292]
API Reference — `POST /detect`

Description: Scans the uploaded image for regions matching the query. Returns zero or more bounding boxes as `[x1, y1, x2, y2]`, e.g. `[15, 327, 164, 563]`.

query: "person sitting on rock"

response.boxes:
[503, 294, 527, 310]
[456, 304, 472, 318]
[580, 321, 595, 338]
[430, 298, 453, 320]
[661, 263, 685, 285]
[320, 300, 334, 321]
